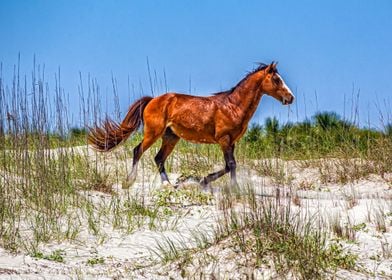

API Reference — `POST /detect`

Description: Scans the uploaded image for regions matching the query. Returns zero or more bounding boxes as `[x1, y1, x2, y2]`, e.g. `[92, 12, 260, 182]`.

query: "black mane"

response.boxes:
[213, 63, 270, 96]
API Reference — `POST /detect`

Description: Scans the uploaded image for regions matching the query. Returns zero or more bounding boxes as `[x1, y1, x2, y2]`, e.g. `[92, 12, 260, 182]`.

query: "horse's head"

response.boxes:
[261, 62, 294, 105]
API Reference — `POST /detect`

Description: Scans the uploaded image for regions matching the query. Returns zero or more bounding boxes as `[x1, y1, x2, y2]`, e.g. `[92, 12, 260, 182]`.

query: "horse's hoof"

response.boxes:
[122, 177, 136, 189]
[199, 178, 211, 191]
[161, 180, 173, 189]
[122, 181, 131, 189]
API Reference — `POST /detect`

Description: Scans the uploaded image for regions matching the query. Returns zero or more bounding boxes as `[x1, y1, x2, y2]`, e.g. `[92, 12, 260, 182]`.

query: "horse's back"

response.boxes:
[143, 92, 218, 143]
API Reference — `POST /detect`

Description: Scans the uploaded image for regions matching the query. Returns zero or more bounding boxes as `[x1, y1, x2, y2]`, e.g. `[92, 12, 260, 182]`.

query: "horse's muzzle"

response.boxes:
[282, 95, 294, 105]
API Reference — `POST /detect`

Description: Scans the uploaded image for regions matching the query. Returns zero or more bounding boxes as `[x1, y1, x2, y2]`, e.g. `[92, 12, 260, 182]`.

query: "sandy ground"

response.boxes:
[0, 147, 391, 279]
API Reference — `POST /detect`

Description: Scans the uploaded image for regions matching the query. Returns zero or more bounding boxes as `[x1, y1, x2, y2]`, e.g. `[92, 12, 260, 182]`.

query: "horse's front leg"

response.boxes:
[224, 144, 237, 186]
[200, 143, 237, 188]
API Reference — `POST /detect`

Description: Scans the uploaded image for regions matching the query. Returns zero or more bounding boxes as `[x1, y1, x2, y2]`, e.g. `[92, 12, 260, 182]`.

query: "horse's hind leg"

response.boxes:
[124, 126, 164, 188]
[125, 142, 143, 187]
[200, 166, 229, 188]
[154, 128, 179, 186]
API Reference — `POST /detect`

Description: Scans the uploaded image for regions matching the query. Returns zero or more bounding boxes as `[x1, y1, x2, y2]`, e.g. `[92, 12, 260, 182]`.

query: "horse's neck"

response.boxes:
[228, 76, 264, 123]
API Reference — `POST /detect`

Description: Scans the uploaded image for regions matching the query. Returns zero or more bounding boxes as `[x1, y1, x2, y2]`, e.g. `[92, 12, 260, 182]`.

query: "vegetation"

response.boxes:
[241, 112, 387, 160]
[0, 65, 391, 278]
[152, 186, 359, 279]
[87, 256, 105, 266]
[32, 249, 65, 263]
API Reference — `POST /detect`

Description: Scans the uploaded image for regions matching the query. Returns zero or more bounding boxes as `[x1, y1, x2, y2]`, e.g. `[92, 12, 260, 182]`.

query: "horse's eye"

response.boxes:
[272, 76, 282, 85]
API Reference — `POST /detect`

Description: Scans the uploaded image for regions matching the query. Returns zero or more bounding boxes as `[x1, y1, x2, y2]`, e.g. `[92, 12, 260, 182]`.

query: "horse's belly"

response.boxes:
[169, 123, 216, 144]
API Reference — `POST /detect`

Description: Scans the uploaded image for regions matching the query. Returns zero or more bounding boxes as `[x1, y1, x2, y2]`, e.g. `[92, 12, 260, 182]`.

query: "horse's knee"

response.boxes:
[224, 158, 236, 173]
[228, 160, 236, 171]
[154, 152, 165, 172]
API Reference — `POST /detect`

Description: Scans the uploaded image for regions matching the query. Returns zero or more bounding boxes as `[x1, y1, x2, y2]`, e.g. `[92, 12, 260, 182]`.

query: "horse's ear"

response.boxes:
[266, 62, 274, 74]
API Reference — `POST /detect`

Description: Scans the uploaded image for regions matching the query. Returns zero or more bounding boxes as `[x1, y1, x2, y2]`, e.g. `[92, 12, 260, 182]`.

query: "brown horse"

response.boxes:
[88, 62, 294, 188]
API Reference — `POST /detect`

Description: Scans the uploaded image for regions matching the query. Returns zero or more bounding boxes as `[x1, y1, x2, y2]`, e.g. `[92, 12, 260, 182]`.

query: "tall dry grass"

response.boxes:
[0, 60, 391, 278]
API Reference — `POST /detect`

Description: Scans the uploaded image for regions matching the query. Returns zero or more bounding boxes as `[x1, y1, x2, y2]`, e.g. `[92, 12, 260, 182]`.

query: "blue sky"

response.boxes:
[0, 0, 391, 128]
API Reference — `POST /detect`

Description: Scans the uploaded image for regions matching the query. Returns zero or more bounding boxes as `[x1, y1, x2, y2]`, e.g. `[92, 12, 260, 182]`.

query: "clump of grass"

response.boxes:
[109, 193, 179, 233]
[316, 158, 376, 185]
[175, 150, 217, 180]
[123, 197, 161, 231]
[215, 186, 357, 279]
[0, 65, 88, 251]
[0, 61, 136, 252]
[374, 208, 387, 233]
[151, 235, 190, 264]
[369, 137, 392, 178]
[292, 193, 301, 206]
[298, 179, 316, 190]
[85, 200, 101, 236]
[32, 249, 65, 263]
[87, 256, 105, 266]
[239, 112, 392, 186]
[344, 190, 359, 209]
[329, 214, 356, 242]
[352, 222, 367, 232]
[251, 159, 293, 186]
[380, 237, 392, 259]
[153, 187, 212, 207]
[87, 169, 113, 194]
[152, 185, 358, 279]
